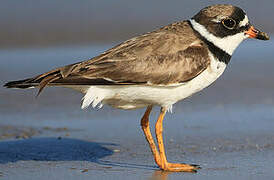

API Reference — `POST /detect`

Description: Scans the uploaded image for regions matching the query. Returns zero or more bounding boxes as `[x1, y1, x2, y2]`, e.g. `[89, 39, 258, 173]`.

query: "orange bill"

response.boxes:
[245, 26, 270, 40]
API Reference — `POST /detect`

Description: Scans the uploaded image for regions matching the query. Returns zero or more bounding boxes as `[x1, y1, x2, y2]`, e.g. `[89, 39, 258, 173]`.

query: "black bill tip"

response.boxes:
[257, 31, 270, 40]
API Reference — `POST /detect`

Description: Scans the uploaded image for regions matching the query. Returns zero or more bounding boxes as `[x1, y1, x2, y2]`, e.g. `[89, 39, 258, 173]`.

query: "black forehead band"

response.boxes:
[231, 7, 246, 23]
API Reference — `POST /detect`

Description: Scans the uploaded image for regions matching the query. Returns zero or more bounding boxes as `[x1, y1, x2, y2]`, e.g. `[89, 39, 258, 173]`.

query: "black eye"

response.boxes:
[222, 18, 236, 29]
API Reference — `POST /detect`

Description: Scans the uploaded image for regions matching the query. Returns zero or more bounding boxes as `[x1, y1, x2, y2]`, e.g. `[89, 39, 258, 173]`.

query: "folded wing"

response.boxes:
[4, 21, 210, 95]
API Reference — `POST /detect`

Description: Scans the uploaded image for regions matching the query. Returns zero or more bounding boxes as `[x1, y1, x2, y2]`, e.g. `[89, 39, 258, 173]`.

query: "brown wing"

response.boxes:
[63, 45, 210, 85]
[4, 21, 210, 95]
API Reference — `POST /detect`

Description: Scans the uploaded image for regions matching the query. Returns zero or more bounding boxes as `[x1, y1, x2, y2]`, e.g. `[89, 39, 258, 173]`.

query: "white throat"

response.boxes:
[189, 19, 248, 55]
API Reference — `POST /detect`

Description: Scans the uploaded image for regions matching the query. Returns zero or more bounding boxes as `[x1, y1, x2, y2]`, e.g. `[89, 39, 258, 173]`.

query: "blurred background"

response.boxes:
[1, 1, 274, 179]
[1, 0, 274, 48]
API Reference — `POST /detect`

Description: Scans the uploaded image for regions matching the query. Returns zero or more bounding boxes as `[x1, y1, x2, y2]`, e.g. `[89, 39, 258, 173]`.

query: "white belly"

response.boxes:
[81, 55, 226, 110]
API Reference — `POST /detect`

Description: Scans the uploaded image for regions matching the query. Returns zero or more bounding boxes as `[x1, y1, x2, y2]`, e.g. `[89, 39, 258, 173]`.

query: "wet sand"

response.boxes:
[0, 40, 274, 179]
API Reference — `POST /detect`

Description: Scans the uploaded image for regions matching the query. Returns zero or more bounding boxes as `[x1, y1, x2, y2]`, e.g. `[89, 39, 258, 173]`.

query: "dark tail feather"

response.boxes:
[4, 78, 37, 89]
[4, 69, 62, 96]
[36, 73, 61, 96]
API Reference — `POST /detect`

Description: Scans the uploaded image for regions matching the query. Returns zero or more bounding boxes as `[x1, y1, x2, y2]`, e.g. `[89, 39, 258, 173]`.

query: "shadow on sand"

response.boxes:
[0, 137, 115, 163]
[0, 137, 163, 172]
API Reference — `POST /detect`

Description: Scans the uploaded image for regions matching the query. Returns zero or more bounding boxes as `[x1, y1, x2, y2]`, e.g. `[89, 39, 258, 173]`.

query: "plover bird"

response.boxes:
[4, 4, 269, 172]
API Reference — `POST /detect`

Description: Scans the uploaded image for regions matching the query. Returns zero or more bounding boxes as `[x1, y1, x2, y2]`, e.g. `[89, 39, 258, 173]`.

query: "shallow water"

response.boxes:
[0, 39, 274, 179]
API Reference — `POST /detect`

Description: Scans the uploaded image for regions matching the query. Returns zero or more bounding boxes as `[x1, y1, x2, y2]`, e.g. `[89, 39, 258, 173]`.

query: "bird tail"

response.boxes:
[4, 69, 62, 96]
[4, 78, 37, 89]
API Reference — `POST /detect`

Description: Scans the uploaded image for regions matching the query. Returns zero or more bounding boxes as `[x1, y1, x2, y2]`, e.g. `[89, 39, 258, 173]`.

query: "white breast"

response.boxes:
[81, 53, 226, 110]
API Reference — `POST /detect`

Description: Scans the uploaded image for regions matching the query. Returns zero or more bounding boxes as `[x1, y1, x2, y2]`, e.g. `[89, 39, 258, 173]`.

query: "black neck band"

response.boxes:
[187, 20, 231, 64]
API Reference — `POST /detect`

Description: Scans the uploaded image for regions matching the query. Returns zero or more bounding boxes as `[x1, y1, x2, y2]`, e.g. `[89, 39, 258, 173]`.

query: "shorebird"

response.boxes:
[4, 4, 269, 172]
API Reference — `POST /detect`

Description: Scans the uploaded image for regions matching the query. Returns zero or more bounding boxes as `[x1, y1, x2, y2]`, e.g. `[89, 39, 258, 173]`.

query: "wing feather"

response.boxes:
[5, 21, 210, 95]
[53, 21, 210, 86]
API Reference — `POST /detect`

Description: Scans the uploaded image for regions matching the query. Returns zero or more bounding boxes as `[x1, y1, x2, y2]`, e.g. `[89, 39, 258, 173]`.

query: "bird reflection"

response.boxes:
[148, 170, 171, 180]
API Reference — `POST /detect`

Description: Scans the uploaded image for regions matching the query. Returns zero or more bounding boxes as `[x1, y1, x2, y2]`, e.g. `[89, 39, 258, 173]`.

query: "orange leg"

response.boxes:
[140, 105, 161, 165]
[154, 107, 201, 172]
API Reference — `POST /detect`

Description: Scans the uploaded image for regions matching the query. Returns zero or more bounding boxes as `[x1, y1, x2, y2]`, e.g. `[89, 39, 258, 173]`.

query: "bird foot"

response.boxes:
[160, 162, 201, 172]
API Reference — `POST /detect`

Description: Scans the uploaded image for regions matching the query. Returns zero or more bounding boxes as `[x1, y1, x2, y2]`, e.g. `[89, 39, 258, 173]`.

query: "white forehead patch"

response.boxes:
[239, 15, 249, 27]
[211, 15, 227, 23]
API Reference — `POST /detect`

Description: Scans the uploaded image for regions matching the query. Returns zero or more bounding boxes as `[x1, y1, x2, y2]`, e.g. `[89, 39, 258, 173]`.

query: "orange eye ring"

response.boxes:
[222, 18, 236, 29]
